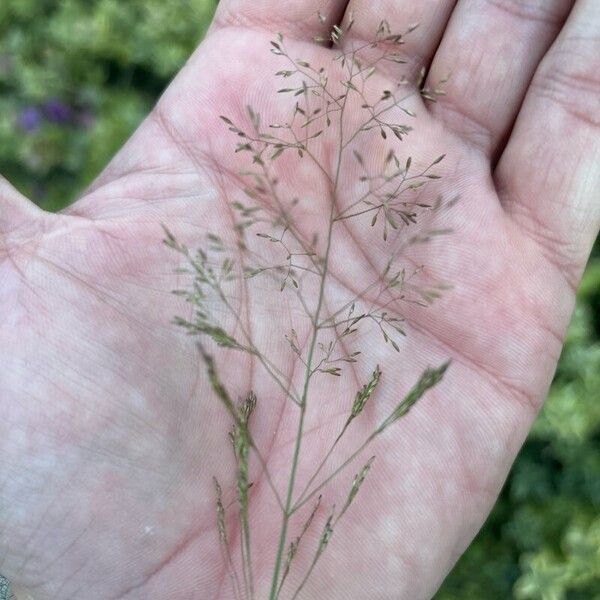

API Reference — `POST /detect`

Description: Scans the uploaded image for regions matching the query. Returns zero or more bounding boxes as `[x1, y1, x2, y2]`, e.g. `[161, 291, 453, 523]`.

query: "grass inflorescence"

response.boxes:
[165, 14, 453, 600]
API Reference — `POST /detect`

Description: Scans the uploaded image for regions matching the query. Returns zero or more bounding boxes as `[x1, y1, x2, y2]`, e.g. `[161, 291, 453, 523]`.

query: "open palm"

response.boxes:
[1, 1, 598, 599]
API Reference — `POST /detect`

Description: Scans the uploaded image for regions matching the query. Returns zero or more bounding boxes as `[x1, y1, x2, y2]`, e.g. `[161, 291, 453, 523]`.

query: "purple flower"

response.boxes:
[17, 106, 42, 132]
[41, 98, 72, 123]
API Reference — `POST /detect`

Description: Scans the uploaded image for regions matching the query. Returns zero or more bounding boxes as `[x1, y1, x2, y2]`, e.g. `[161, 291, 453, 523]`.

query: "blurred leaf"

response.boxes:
[0, 0, 217, 210]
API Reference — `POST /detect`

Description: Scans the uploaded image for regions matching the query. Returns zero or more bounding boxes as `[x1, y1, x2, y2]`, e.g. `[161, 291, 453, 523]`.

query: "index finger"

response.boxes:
[210, 0, 348, 39]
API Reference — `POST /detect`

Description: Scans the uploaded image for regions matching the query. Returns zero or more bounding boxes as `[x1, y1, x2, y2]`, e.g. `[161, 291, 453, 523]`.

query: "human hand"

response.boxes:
[1, 1, 598, 598]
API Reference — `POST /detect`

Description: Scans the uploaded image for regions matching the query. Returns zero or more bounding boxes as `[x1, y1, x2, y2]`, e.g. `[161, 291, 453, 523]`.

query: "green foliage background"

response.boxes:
[1, 2, 598, 598]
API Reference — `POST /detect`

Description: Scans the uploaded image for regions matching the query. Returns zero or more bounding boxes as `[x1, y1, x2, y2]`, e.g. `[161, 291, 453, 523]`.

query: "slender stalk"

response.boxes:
[268, 54, 354, 599]
[239, 523, 250, 598]
[246, 435, 285, 512]
[292, 434, 376, 514]
[218, 291, 302, 405]
[290, 547, 322, 600]
[215, 477, 243, 600]
[268, 198, 336, 599]
[241, 502, 254, 599]
[293, 426, 346, 514]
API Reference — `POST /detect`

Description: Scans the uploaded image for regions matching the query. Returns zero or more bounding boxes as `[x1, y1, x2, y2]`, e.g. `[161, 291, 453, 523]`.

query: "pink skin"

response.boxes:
[1, 1, 599, 598]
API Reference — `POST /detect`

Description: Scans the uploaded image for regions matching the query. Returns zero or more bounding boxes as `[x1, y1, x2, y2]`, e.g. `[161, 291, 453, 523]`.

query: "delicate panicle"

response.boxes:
[165, 13, 453, 600]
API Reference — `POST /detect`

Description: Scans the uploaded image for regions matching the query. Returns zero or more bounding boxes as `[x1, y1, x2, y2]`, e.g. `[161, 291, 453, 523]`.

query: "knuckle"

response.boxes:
[485, 0, 568, 26]
[532, 41, 600, 128]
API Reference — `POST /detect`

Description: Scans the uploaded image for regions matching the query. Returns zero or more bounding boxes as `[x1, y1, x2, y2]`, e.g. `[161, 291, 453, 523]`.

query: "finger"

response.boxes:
[210, 0, 348, 39]
[343, 0, 458, 78]
[496, 0, 600, 288]
[427, 0, 574, 157]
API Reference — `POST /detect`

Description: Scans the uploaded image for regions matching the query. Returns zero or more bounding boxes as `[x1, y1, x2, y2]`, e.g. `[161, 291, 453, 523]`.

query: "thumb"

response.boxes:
[0, 175, 52, 248]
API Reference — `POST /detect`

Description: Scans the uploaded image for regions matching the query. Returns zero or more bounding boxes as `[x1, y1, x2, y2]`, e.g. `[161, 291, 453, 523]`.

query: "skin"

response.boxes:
[0, 0, 598, 598]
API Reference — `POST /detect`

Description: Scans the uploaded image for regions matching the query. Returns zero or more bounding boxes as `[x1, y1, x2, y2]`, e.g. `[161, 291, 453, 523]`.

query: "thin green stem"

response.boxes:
[268, 55, 354, 600]
[246, 435, 285, 512]
[241, 503, 254, 599]
[268, 197, 336, 599]
[290, 548, 321, 600]
[293, 425, 347, 512]
[217, 291, 302, 405]
[239, 521, 250, 598]
[292, 433, 376, 515]
[334, 167, 431, 222]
